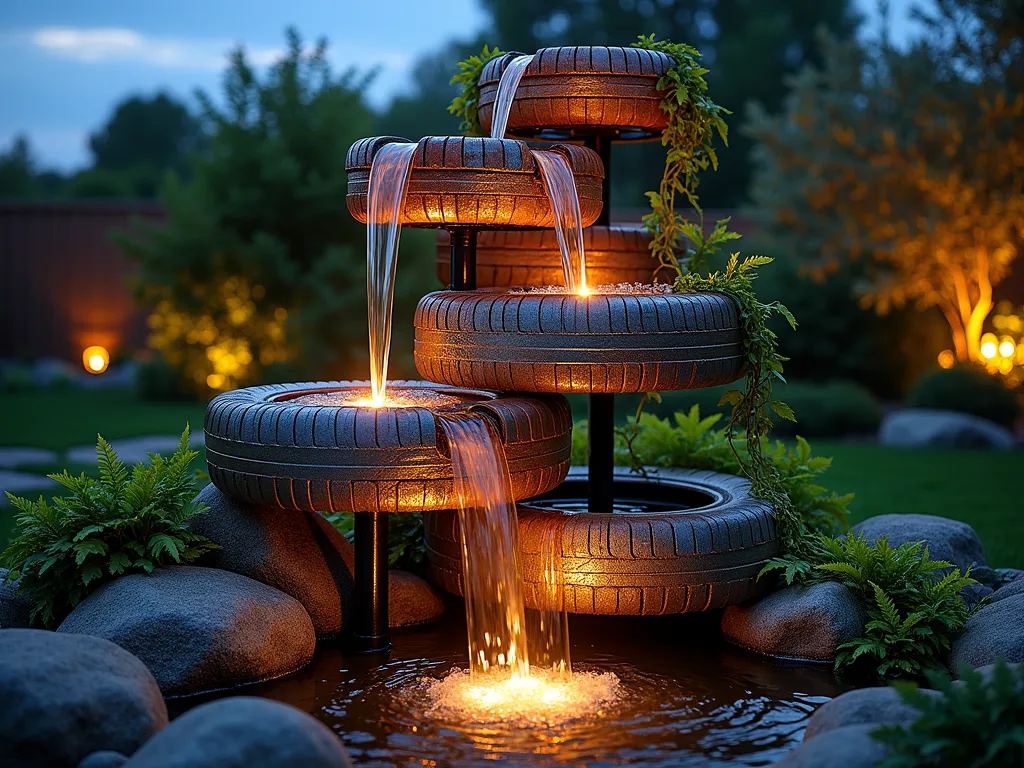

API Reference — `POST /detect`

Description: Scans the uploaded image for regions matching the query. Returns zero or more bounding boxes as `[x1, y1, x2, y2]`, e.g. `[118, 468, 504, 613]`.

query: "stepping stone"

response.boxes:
[0, 470, 56, 498]
[0, 447, 58, 468]
[65, 433, 205, 466]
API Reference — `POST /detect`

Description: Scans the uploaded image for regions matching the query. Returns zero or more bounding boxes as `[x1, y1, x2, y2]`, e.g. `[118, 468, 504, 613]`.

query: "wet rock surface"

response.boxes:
[0, 629, 167, 767]
[803, 686, 938, 740]
[879, 408, 1014, 449]
[189, 485, 355, 637]
[778, 724, 889, 767]
[78, 752, 129, 768]
[851, 513, 987, 572]
[989, 578, 1024, 604]
[122, 696, 352, 767]
[57, 566, 315, 696]
[389, 570, 445, 628]
[721, 582, 866, 662]
[951, 594, 1024, 672]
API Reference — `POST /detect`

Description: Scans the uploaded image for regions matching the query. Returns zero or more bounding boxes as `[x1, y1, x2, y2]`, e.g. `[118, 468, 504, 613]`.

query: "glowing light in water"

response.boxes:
[366, 141, 417, 406]
[489, 54, 534, 139]
[533, 150, 589, 295]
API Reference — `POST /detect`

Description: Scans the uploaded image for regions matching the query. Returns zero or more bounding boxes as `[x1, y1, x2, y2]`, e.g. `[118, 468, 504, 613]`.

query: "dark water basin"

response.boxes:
[174, 607, 843, 767]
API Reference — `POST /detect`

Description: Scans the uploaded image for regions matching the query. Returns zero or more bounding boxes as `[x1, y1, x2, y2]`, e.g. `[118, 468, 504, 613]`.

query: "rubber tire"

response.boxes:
[425, 467, 781, 615]
[479, 47, 674, 141]
[414, 289, 744, 393]
[345, 136, 604, 228]
[205, 381, 572, 514]
[435, 225, 656, 288]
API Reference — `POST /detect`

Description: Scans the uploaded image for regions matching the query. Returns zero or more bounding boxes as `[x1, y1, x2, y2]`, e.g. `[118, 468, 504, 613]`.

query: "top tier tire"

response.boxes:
[478, 46, 674, 141]
[345, 135, 604, 228]
[435, 225, 657, 288]
[205, 381, 572, 514]
[414, 289, 744, 393]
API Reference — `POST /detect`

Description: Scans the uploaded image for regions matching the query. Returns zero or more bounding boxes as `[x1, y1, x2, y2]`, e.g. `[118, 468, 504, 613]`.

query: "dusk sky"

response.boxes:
[1, 0, 924, 171]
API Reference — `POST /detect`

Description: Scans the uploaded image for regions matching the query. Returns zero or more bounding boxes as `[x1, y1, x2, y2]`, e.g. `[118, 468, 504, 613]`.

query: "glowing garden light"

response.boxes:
[82, 345, 109, 374]
[980, 333, 999, 360]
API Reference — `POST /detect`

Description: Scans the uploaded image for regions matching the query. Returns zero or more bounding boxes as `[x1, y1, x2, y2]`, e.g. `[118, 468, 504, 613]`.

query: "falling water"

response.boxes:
[489, 54, 535, 140]
[533, 150, 589, 295]
[366, 141, 417, 405]
[525, 522, 572, 676]
[439, 411, 533, 679]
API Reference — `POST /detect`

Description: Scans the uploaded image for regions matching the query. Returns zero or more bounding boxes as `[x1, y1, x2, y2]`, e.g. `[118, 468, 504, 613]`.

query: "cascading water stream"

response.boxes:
[489, 54, 535, 140]
[533, 150, 589, 295]
[366, 141, 417, 406]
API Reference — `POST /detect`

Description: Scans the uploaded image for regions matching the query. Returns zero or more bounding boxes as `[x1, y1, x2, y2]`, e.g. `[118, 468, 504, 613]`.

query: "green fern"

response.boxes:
[449, 44, 505, 136]
[1, 427, 217, 627]
[873, 659, 1024, 767]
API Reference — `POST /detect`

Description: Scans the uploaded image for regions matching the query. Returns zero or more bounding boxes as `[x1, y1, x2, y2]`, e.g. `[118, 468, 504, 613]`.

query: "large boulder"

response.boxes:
[389, 570, 445, 628]
[57, 566, 315, 696]
[0, 568, 31, 629]
[851, 514, 987, 572]
[778, 724, 889, 767]
[721, 582, 865, 662]
[989, 578, 1024, 605]
[122, 697, 351, 767]
[879, 408, 1015, 450]
[0, 629, 167, 767]
[950, 594, 1024, 673]
[803, 686, 938, 741]
[189, 485, 355, 637]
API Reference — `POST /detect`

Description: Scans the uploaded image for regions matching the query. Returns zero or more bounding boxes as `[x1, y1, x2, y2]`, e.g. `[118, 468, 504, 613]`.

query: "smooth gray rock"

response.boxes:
[0, 469, 56, 496]
[779, 724, 889, 767]
[389, 570, 445, 628]
[880, 408, 1014, 449]
[995, 568, 1024, 585]
[0, 629, 167, 767]
[79, 752, 128, 768]
[989, 578, 1024, 604]
[971, 565, 1001, 589]
[122, 697, 351, 767]
[951, 595, 1024, 673]
[0, 568, 31, 629]
[960, 582, 994, 608]
[0, 447, 58, 468]
[721, 582, 866, 662]
[189, 485, 355, 637]
[57, 566, 315, 696]
[851, 513, 987, 571]
[804, 686, 939, 740]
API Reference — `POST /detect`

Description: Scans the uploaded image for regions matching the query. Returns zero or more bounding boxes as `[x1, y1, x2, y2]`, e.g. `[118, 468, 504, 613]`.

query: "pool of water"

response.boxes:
[175, 608, 842, 767]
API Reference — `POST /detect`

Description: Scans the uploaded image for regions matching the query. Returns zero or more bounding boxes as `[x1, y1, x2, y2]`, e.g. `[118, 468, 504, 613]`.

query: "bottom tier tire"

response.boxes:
[425, 467, 780, 615]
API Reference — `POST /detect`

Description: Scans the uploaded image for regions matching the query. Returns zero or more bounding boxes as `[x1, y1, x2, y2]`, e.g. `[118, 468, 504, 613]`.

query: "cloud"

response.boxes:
[31, 27, 282, 70]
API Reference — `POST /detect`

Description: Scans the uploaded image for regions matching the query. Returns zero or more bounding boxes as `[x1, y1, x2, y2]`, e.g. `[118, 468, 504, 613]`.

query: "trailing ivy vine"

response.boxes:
[448, 44, 504, 137]
[630, 35, 730, 277]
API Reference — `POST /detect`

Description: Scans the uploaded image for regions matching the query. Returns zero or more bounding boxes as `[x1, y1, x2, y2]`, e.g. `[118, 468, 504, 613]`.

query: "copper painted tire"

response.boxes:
[205, 381, 572, 514]
[425, 468, 780, 615]
[345, 136, 603, 228]
[479, 47, 673, 141]
[414, 289, 744, 393]
[435, 226, 656, 288]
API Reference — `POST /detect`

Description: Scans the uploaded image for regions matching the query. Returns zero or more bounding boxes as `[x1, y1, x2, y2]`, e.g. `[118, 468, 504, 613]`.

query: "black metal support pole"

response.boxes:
[352, 511, 391, 654]
[584, 135, 616, 513]
[448, 228, 478, 290]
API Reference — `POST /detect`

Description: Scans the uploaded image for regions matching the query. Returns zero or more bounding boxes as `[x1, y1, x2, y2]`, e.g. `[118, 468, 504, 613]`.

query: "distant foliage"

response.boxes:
[769, 380, 882, 437]
[1, 428, 216, 627]
[762, 535, 975, 678]
[326, 511, 426, 574]
[123, 29, 405, 394]
[572, 404, 852, 539]
[908, 365, 1020, 428]
[873, 658, 1024, 768]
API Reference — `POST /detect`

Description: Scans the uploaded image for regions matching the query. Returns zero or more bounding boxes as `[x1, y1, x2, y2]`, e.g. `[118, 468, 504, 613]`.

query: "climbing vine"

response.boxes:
[448, 44, 505, 137]
[630, 35, 730, 277]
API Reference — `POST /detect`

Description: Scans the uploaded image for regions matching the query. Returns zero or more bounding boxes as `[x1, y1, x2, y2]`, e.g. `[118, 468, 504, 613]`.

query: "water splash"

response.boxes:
[533, 150, 589, 295]
[366, 141, 417, 406]
[489, 54, 534, 139]
[439, 411, 532, 679]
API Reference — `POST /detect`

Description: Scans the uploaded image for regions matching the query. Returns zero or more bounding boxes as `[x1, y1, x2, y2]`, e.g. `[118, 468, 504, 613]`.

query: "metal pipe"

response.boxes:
[351, 511, 391, 654]
[448, 228, 478, 290]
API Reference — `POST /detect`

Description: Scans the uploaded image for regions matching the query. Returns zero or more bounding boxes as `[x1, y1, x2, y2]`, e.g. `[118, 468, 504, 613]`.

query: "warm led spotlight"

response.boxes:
[937, 349, 955, 369]
[82, 345, 109, 374]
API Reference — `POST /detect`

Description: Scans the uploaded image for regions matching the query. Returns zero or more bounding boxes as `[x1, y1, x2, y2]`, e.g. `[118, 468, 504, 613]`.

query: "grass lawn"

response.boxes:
[1, 390, 1021, 567]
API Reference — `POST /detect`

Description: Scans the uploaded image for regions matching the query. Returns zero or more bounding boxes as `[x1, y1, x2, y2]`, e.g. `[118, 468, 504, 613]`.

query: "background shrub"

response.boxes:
[908, 366, 1020, 428]
[769, 380, 882, 438]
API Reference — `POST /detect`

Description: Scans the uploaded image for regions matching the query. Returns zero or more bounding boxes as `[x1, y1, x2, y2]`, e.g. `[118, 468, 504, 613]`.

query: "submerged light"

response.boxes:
[82, 345, 109, 374]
